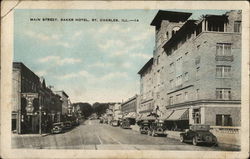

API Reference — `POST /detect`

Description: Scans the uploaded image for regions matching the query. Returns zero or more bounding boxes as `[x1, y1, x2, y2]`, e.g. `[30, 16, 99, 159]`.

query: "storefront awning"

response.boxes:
[124, 112, 137, 119]
[167, 109, 189, 121]
[159, 110, 174, 120]
[138, 113, 157, 121]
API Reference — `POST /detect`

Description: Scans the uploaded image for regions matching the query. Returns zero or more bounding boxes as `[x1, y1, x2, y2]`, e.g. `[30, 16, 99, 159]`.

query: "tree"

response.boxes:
[92, 102, 109, 116]
[72, 102, 93, 118]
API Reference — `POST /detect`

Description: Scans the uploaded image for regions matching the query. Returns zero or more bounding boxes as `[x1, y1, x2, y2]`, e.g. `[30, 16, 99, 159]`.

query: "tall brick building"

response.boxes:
[138, 10, 241, 129]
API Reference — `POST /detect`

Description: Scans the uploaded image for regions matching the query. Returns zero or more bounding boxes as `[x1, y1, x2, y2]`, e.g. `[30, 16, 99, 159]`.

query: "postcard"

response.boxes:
[1, 1, 249, 159]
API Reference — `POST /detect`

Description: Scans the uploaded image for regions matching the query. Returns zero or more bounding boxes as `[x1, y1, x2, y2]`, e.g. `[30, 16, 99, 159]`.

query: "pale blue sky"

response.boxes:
[14, 9, 229, 103]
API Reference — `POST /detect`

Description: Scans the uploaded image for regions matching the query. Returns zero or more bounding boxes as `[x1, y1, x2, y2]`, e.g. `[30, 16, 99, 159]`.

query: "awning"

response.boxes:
[138, 113, 157, 121]
[167, 109, 189, 121]
[159, 110, 174, 120]
[124, 112, 137, 119]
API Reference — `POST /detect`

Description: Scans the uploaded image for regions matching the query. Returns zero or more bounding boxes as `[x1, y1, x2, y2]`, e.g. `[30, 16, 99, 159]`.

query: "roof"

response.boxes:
[163, 20, 197, 52]
[137, 58, 153, 75]
[204, 14, 228, 21]
[150, 10, 192, 27]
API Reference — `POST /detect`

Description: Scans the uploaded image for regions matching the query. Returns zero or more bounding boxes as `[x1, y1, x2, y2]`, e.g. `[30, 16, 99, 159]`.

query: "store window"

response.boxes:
[216, 114, 232, 126]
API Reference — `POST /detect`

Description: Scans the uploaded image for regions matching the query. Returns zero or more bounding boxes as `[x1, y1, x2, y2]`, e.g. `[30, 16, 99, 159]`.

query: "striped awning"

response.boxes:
[159, 110, 174, 120]
[167, 109, 189, 121]
[124, 112, 137, 119]
[138, 113, 157, 121]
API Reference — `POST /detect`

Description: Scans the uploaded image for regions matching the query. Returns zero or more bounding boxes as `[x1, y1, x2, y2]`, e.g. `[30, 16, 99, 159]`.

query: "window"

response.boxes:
[184, 92, 188, 101]
[170, 79, 174, 89]
[196, 67, 200, 80]
[157, 55, 160, 65]
[166, 31, 169, 40]
[169, 96, 173, 105]
[216, 66, 231, 78]
[196, 89, 200, 99]
[176, 94, 182, 102]
[170, 62, 174, 73]
[185, 52, 189, 56]
[195, 56, 201, 65]
[234, 21, 241, 33]
[216, 88, 231, 100]
[184, 72, 189, 81]
[176, 75, 183, 86]
[216, 43, 232, 56]
[216, 114, 232, 126]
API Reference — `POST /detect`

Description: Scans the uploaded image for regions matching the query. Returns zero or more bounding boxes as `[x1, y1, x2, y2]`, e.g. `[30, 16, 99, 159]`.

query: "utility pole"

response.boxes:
[39, 95, 42, 135]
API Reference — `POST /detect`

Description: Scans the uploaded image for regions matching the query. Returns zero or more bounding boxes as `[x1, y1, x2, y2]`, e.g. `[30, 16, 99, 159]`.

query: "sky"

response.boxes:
[14, 9, 229, 104]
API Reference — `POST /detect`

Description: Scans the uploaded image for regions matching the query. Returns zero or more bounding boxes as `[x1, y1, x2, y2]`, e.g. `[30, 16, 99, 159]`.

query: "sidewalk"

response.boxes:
[12, 132, 49, 137]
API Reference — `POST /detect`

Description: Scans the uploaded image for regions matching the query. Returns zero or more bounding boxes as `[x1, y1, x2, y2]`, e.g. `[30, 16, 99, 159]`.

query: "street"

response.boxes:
[12, 120, 238, 151]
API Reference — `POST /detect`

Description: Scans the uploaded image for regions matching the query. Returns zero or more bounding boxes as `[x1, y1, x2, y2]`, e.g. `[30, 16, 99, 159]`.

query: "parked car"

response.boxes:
[180, 124, 218, 146]
[111, 120, 119, 126]
[147, 120, 166, 137]
[139, 120, 150, 134]
[121, 118, 131, 129]
[51, 122, 64, 134]
[63, 121, 72, 130]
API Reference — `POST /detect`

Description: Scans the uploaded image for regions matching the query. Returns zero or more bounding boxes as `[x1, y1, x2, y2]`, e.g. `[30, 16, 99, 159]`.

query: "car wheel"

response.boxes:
[192, 136, 198, 146]
[180, 135, 184, 143]
[147, 131, 151, 136]
[152, 130, 155, 137]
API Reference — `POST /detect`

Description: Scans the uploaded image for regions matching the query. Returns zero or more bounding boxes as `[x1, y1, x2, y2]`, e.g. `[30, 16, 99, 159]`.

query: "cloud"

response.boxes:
[71, 30, 83, 40]
[59, 70, 90, 79]
[35, 70, 47, 76]
[38, 56, 82, 66]
[130, 52, 152, 59]
[121, 62, 132, 68]
[91, 24, 131, 35]
[89, 61, 114, 68]
[98, 39, 125, 50]
[24, 30, 72, 48]
[131, 30, 154, 42]
[100, 72, 128, 81]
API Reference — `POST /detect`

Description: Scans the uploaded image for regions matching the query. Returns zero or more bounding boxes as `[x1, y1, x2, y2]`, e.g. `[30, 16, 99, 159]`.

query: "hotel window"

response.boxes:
[216, 66, 231, 78]
[234, 21, 241, 33]
[216, 114, 232, 126]
[157, 55, 160, 65]
[169, 96, 173, 105]
[170, 79, 174, 89]
[170, 62, 174, 73]
[176, 75, 183, 86]
[216, 88, 231, 100]
[216, 43, 232, 56]
[196, 89, 200, 99]
[184, 72, 189, 81]
[184, 92, 188, 101]
[176, 94, 182, 102]
[196, 67, 200, 80]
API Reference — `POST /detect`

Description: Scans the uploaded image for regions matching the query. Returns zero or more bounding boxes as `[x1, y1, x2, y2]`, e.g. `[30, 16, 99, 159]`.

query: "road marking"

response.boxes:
[96, 135, 103, 145]
[109, 135, 122, 145]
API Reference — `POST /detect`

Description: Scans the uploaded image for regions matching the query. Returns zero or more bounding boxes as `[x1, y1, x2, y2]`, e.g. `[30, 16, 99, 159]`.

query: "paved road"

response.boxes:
[12, 120, 238, 150]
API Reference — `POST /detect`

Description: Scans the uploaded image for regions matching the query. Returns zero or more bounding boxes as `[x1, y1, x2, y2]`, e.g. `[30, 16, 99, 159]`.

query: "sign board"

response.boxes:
[21, 93, 39, 98]
[22, 93, 38, 115]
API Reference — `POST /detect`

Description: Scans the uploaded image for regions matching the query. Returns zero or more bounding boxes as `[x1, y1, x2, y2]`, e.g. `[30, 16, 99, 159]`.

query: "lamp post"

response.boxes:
[39, 106, 42, 135]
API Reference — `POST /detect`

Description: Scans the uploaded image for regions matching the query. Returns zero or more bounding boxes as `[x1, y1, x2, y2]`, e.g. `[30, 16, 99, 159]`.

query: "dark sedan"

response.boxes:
[180, 124, 218, 146]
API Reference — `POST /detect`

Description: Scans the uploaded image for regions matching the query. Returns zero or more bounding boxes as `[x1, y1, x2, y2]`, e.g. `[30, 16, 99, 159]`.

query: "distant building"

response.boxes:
[54, 90, 70, 116]
[138, 10, 241, 129]
[137, 59, 154, 116]
[121, 95, 140, 118]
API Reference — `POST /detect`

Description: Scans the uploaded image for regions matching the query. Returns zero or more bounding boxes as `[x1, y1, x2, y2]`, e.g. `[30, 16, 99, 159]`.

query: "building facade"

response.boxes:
[138, 10, 241, 129]
[121, 95, 140, 118]
[12, 62, 63, 134]
[54, 90, 70, 116]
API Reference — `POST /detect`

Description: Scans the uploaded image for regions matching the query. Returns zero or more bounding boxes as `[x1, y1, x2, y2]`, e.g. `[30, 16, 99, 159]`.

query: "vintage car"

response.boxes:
[180, 124, 218, 146]
[51, 122, 64, 134]
[111, 120, 119, 127]
[147, 120, 166, 137]
[121, 118, 131, 129]
[139, 120, 150, 134]
[63, 121, 72, 130]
